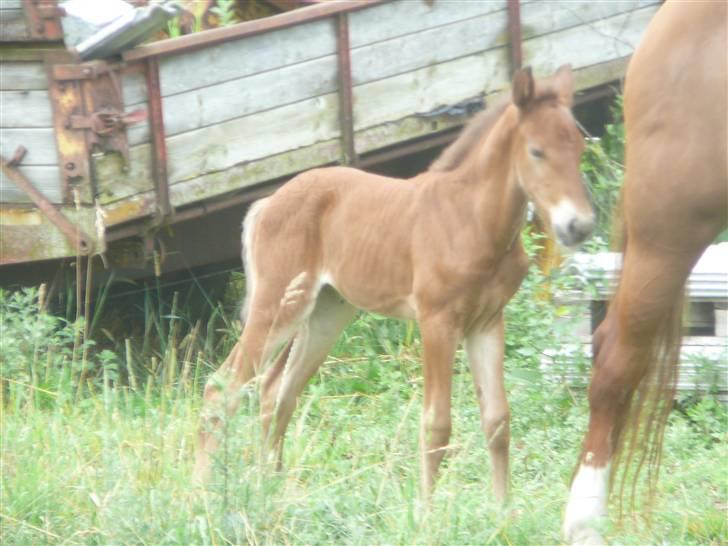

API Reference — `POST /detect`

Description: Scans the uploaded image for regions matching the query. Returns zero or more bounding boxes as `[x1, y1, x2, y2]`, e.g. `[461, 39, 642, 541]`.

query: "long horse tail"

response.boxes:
[610, 216, 686, 519]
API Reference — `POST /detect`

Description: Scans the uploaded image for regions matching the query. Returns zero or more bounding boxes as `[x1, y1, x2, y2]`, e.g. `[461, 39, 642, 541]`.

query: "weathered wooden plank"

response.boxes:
[520, 0, 659, 40]
[0, 61, 47, 90]
[0, 0, 23, 10]
[0, 90, 53, 128]
[93, 147, 154, 203]
[0, 127, 58, 165]
[348, 0, 506, 48]
[0, 8, 29, 41]
[522, 5, 658, 73]
[353, 48, 510, 131]
[157, 18, 337, 97]
[97, 91, 341, 202]
[0, 164, 62, 203]
[149, 55, 337, 139]
[133, 1, 658, 143]
[165, 92, 340, 185]
[0, 205, 98, 263]
[0, 46, 60, 62]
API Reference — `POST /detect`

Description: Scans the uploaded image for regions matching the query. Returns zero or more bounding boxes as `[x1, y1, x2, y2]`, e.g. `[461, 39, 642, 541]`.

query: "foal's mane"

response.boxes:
[428, 94, 510, 172]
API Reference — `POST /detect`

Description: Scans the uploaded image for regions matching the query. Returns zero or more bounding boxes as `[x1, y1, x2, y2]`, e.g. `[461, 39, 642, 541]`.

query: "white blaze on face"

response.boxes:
[563, 460, 611, 545]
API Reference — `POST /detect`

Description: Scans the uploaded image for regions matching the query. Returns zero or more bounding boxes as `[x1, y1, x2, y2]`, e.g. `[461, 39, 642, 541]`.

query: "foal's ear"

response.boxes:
[512, 66, 534, 109]
[553, 64, 574, 107]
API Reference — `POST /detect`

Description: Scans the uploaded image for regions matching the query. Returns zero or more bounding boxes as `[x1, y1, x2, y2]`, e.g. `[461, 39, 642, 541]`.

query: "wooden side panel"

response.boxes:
[0, 59, 62, 204]
[0, 8, 30, 42]
[97, 0, 660, 220]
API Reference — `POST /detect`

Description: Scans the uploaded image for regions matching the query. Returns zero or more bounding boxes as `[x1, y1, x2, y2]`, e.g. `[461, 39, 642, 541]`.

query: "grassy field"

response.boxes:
[1, 237, 726, 545]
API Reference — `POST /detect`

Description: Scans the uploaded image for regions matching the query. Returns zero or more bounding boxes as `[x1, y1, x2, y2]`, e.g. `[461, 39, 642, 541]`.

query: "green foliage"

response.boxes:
[211, 0, 239, 27]
[581, 97, 625, 252]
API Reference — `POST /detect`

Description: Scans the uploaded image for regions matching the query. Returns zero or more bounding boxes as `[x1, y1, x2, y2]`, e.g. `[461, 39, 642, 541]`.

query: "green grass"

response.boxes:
[1, 272, 726, 545]
[1, 354, 725, 545]
[1, 228, 725, 545]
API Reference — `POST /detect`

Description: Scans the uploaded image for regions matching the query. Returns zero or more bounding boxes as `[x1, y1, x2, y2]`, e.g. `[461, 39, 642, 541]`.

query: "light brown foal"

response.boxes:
[194, 66, 595, 503]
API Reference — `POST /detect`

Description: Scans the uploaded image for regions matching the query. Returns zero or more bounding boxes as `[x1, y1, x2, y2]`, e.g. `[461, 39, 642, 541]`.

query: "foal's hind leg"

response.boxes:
[193, 272, 321, 484]
[465, 314, 509, 503]
[260, 286, 356, 467]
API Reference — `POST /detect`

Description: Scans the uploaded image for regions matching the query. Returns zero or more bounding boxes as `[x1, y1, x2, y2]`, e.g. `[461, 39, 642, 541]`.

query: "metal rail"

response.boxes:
[122, 0, 382, 62]
[1, 154, 93, 254]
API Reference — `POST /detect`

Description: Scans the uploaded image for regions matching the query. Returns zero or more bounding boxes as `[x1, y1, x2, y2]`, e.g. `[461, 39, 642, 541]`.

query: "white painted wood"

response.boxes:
[165, 92, 340, 184]
[0, 62, 48, 90]
[158, 18, 337, 97]
[0, 128, 58, 165]
[520, 0, 659, 39]
[0, 8, 28, 41]
[0, 90, 53, 128]
[522, 5, 658, 74]
[0, 165, 62, 203]
[0, 0, 23, 10]
[153, 54, 338, 139]
[348, 0, 506, 48]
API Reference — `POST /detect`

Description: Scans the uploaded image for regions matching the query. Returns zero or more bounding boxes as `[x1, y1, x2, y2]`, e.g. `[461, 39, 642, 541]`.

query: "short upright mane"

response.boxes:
[429, 95, 510, 172]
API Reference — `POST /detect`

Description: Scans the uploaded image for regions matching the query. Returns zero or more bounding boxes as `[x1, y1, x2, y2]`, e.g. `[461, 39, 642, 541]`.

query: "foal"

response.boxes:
[194, 66, 595, 501]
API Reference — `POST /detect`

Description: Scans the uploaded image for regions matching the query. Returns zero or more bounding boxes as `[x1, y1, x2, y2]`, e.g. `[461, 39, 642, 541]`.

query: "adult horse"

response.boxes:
[193, 66, 595, 501]
[564, 1, 727, 544]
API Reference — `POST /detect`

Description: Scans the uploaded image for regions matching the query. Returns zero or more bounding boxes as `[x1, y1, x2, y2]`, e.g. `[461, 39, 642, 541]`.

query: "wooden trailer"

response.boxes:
[1, 0, 661, 281]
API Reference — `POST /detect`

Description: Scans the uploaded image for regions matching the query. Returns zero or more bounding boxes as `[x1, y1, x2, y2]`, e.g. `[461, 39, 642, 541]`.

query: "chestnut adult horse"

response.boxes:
[193, 66, 595, 500]
[564, 2, 727, 544]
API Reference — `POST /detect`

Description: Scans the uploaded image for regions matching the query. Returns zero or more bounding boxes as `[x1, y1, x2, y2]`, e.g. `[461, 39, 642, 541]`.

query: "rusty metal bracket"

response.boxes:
[1, 153, 93, 255]
[22, 0, 64, 41]
[335, 13, 357, 166]
[46, 54, 147, 203]
[145, 57, 173, 221]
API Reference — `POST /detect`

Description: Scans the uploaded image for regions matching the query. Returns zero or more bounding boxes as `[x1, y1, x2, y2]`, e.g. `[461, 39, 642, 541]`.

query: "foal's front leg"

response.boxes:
[465, 314, 510, 503]
[418, 315, 459, 500]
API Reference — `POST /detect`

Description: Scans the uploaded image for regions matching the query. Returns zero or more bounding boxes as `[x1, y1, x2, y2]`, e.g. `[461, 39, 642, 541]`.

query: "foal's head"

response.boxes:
[510, 65, 594, 247]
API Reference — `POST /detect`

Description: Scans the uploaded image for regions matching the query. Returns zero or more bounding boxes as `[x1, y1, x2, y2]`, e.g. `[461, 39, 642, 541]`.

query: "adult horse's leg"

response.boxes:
[564, 242, 704, 544]
[418, 313, 459, 500]
[260, 286, 356, 467]
[465, 314, 510, 502]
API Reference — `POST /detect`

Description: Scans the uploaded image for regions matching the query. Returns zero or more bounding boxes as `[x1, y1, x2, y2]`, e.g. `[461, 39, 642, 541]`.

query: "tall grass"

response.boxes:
[2, 228, 725, 545]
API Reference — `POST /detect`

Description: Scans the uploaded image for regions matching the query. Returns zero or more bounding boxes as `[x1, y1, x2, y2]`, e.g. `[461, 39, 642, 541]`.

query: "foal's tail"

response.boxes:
[240, 197, 270, 324]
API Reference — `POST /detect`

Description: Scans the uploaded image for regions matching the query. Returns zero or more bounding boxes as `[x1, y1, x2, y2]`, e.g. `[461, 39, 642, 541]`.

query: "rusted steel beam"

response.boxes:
[145, 57, 172, 220]
[1, 155, 93, 255]
[506, 0, 522, 72]
[22, 0, 64, 41]
[336, 13, 357, 166]
[122, 0, 383, 62]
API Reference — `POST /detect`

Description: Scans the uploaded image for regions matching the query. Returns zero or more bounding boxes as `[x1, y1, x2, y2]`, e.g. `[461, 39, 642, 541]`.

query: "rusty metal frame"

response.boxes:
[145, 57, 172, 220]
[335, 13, 357, 166]
[507, 0, 522, 72]
[22, 0, 64, 41]
[122, 0, 383, 62]
[1, 155, 93, 254]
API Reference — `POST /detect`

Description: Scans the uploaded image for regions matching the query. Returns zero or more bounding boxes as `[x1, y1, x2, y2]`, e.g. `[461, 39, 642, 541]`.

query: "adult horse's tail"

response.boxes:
[609, 222, 685, 515]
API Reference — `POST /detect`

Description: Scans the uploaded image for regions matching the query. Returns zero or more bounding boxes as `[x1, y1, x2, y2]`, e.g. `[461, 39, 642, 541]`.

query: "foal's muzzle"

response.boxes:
[549, 199, 595, 247]
[554, 215, 595, 247]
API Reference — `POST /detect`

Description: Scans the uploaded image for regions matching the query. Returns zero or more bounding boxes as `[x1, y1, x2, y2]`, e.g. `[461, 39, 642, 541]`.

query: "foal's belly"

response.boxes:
[324, 274, 417, 321]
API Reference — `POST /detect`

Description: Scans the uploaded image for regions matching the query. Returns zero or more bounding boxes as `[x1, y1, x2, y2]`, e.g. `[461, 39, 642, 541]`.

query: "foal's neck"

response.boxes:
[461, 109, 528, 252]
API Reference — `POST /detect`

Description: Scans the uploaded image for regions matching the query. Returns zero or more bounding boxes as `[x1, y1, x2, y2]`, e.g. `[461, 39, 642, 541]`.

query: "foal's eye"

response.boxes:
[529, 147, 545, 160]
